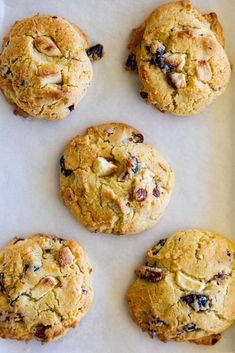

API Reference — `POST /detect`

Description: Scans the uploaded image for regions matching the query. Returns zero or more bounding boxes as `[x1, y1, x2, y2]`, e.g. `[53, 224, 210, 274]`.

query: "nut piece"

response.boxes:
[196, 61, 212, 82]
[93, 157, 117, 177]
[176, 271, 205, 292]
[168, 72, 186, 89]
[58, 247, 75, 268]
[34, 36, 61, 56]
[165, 53, 186, 71]
[31, 276, 58, 299]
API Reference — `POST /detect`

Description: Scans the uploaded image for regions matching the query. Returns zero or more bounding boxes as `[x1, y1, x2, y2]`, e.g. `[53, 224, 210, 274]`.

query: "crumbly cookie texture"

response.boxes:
[127, 230, 235, 345]
[0, 14, 99, 120]
[0, 234, 93, 343]
[126, 0, 231, 116]
[60, 123, 174, 235]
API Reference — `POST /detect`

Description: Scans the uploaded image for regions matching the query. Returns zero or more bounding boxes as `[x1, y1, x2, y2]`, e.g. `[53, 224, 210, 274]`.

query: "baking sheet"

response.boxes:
[0, 0, 234, 352]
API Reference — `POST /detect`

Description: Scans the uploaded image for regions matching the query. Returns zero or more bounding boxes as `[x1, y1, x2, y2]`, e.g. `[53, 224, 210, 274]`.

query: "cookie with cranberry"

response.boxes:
[127, 230, 235, 345]
[126, 1, 231, 116]
[0, 234, 93, 342]
[60, 123, 174, 235]
[0, 14, 103, 120]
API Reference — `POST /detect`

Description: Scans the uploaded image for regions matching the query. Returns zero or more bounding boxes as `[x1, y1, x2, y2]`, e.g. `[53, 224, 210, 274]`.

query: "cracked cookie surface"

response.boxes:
[0, 234, 93, 342]
[126, 1, 231, 116]
[127, 229, 235, 345]
[60, 123, 174, 235]
[0, 14, 94, 120]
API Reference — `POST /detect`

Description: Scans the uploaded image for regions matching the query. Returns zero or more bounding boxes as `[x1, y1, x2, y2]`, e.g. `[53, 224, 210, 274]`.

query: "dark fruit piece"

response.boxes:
[86, 44, 104, 61]
[13, 238, 24, 244]
[152, 185, 160, 198]
[182, 294, 211, 312]
[135, 266, 163, 282]
[151, 238, 167, 255]
[183, 323, 201, 332]
[60, 156, 73, 177]
[24, 264, 30, 271]
[68, 104, 74, 111]
[126, 53, 137, 71]
[130, 132, 144, 143]
[134, 188, 147, 201]
[35, 325, 49, 340]
[33, 266, 40, 272]
[153, 47, 172, 73]
[140, 91, 148, 99]
[214, 271, 225, 281]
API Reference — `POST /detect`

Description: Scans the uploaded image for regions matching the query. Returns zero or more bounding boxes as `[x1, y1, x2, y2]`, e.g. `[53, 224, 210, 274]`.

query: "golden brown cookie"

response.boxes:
[126, 1, 231, 116]
[0, 14, 103, 120]
[127, 229, 235, 345]
[60, 123, 174, 235]
[0, 234, 93, 343]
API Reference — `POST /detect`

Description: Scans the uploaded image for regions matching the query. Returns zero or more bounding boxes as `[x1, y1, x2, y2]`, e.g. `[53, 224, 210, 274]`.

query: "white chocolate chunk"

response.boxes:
[93, 157, 117, 177]
[31, 276, 58, 300]
[168, 72, 186, 89]
[176, 271, 205, 292]
[165, 54, 186, 71]
[58, 247, 74, 268]
[34, 36, 61, 56]
[196, 61, 212, 82]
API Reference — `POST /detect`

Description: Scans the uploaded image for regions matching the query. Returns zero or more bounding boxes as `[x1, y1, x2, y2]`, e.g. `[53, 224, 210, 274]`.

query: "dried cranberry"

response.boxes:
[134, 188, 147, 201]
[86, 44, 103, 61]
[152, 47, 172, 73]
[214, 271, 225, 281]
[182, 323, 201, 332]
[60, 156, 73, 177]
[182, 294, 211, 312]
[126, 53, 137, 71]
[127, 156, 138, 173]
[135, 266, 163, 282]
[33, 266, 40, 272]
[140, 91, 148, 99]
[35, 325, 50, 340]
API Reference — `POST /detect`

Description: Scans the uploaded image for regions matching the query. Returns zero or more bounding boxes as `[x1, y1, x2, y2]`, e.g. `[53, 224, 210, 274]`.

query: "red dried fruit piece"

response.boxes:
[134, 188, 147, 201]
[152, 187, 160, 198]
[135, 266, 163, 282]
[214, 271, 225, 281]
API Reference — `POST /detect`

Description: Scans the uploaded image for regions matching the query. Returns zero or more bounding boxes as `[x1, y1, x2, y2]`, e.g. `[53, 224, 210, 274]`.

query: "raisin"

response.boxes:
[86, 44, 103, 61]
[140, 91, 148, 99]
[60, 156, 73, 177]
[35, 325, 49, 340]
[24, 264, 30, 271]
[211, 334, 221, 345]
[125, 53, 137, 71]
[135, 266, 163, 282]
[151, 238, 167, 255]
[214, 271, 225, 281]
[130, 133, 144, 143]
[183, 323, 201, 332]
[52, 16, 58, 19]
[134, 188, 147, 201]
[33, 265, 40, 272]
[152, 186, 160, 198]
[182, 294, 211, 312]
[68, 104, 74, 111]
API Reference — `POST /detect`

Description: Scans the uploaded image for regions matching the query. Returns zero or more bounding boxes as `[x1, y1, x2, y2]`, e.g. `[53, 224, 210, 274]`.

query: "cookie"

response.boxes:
[0, 14, 103, 120]
[127, 229, 235, 345]
[0, 234, 93, 343]
[126, 1, 231, 116]
[60, 123, 174, 235]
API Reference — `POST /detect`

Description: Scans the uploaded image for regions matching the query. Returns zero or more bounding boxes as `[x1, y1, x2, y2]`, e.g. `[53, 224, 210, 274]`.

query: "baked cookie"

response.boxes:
[0, 234, 93, 343]
[127, 229, 235, 345]
[60, 123, 174, 235]
[126, 1, 231, 116]
[0, 14, 103, 120]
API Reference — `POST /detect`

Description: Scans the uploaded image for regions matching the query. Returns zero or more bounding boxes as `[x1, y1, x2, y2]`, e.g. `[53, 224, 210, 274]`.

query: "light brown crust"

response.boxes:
[0, 234, 93, 343]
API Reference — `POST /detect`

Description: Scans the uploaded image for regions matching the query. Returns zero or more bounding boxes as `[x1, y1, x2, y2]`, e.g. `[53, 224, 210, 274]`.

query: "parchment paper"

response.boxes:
[0, 0, 234, 352]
